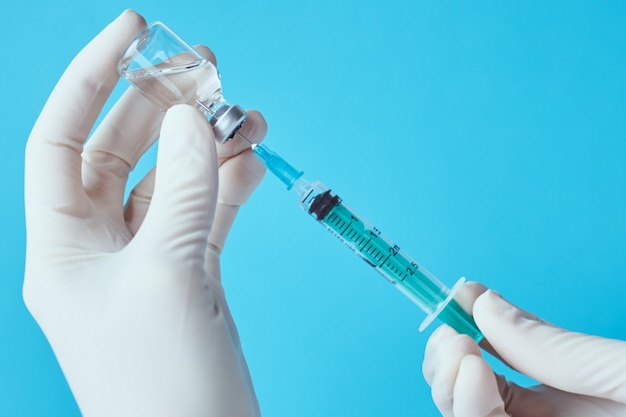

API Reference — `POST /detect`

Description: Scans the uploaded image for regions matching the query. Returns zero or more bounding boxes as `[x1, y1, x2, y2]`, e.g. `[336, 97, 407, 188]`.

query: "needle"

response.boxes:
[236, 130, 253, 146]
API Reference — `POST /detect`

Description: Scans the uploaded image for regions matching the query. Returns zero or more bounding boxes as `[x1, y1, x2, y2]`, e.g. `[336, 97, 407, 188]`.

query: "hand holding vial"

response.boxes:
[24, 10, 266, 417]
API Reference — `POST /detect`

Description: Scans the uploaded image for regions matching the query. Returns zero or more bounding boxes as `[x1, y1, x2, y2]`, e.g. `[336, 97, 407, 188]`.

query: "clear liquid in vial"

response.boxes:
[122, 55, 223, 112]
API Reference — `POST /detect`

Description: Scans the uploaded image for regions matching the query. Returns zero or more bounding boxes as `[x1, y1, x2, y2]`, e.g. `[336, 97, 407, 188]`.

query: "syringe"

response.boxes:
[238, 133, 483, 342]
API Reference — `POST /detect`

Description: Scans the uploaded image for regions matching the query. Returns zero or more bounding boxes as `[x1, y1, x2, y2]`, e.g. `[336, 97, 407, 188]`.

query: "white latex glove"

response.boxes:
[24, 10, 267, 417]
[422, 282, 626, 416]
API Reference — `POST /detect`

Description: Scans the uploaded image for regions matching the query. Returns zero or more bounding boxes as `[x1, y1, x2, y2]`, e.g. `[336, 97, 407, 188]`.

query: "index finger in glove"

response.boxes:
[475, 290, 626, 403]
[124, 113, 267, 242]
[205, 111, 267, 263]
[216, 110, 267, 206]
[25, 11, 146, 214]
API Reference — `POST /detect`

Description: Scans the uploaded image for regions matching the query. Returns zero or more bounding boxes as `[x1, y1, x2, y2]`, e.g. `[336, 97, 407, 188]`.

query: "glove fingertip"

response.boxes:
[473, 290, 515, 326]
[161, 104, 213, 143]
[454, 355, 508, 416]
[474, 290, 543, 331]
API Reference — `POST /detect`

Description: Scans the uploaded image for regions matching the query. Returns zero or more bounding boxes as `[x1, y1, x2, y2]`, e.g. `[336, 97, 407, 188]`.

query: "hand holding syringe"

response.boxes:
[118, 21, 483, 343]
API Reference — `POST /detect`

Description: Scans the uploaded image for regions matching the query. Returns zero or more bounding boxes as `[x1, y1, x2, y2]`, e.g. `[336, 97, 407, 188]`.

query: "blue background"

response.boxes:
[2, 1, 625, 415]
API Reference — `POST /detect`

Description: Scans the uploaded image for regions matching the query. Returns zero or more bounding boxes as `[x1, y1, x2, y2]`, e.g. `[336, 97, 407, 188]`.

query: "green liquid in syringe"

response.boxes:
[303, 187, 483, 342]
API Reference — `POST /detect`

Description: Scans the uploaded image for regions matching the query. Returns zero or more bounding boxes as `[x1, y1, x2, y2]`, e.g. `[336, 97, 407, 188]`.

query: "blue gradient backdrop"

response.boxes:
[2, 1, 625, 415]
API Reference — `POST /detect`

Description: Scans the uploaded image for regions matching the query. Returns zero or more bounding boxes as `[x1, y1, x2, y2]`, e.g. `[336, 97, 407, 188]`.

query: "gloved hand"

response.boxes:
[24, 10, 267, 417]
[422, 282, 626, 416]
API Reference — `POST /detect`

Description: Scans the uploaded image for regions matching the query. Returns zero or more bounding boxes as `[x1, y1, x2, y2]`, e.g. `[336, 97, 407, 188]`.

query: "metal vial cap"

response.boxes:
[210, 104, 248, 143]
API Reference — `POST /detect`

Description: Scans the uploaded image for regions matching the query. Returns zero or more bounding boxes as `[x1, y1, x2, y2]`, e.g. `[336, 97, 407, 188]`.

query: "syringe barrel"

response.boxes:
[299, 181, 483, 342]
